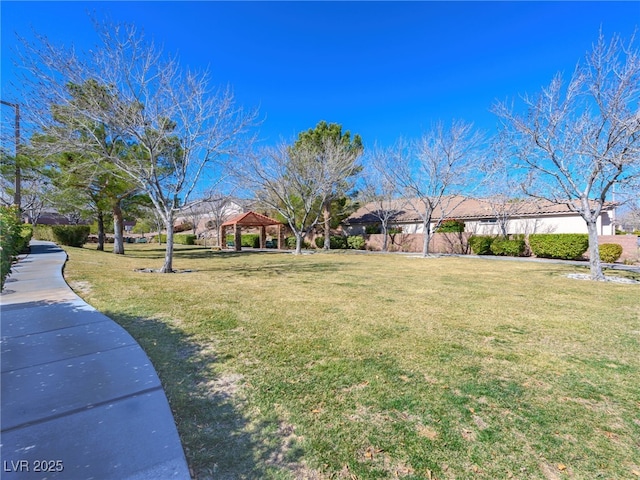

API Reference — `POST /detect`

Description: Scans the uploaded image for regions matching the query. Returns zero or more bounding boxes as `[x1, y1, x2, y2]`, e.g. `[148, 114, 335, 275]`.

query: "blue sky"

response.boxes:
[1, 1, 639, 150]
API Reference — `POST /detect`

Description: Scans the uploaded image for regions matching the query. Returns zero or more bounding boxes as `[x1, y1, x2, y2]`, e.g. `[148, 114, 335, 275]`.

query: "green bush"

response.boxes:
[347, 235, 366, 250]
[599, 243, 623, 263]
[1, 206, 33, 289]
[330, 236, 347, 249]
[285, 236, 310, 249]
[175, 234, 197, 245]
[314, 236, 348, 249]
[528, 234, 589, 260]
[436, 219, 465, 233]
[365, 224, 381, 235]
[468, 235, 495, 255]
[32, 225, 56, 241]
[225, 234, 260, 248]
[490, 237, 526, 257]
[243, 234, 260, 248]
[155, 233, 199, 245]
[19, 224, 33, 252]
[51, 225, 90, 247]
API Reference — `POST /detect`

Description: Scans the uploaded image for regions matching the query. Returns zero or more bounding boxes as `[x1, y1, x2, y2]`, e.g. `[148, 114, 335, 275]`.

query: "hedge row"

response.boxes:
[469, 233, 595, 260]
[528, 234, 589, 260]
[225, 234, 260, 248]
[32, 225, 56, 242]
[490, 237, 527, 257]
[1, 206, 33, 290]
[468, 235, 527, 257]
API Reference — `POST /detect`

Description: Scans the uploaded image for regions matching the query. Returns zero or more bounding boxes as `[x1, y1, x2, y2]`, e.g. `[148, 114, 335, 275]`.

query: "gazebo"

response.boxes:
[219, 211, 285, 251]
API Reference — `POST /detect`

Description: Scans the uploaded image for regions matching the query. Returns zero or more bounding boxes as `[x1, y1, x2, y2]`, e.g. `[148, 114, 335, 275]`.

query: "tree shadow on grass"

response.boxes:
[103, 310, 304, 480]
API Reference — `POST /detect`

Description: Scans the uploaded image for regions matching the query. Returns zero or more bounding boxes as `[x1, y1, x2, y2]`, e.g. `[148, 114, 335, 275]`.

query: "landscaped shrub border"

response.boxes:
[156, 233, 197, 245]
[225, 234, 260, 248]
[1, 206, 33, 289]
[528, 234, 589, 260]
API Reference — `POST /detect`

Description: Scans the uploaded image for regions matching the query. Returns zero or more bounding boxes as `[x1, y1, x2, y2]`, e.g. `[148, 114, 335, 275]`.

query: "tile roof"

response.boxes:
[220, 211, 283, 227]
[345, 196, 615, 224]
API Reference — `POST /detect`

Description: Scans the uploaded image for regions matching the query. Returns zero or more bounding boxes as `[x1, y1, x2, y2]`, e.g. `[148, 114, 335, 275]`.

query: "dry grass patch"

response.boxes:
[63, 244, 640, 479]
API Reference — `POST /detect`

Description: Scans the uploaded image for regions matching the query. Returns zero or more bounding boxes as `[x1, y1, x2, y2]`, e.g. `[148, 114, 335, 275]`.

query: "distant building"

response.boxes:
[344, 196, 616, 236]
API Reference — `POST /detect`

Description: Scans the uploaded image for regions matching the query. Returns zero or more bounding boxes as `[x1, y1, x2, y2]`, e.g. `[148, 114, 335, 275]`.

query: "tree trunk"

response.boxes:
[295, 232, 303, 255]
[161, 216, 174, 272]
[381, 224, 389, 252]
[97, 210, 105, 251]
[586, 219, 605, 281]
[323, 199, 331, 250]
[112, 201, 125, 255]
[422, 218, 431, 257]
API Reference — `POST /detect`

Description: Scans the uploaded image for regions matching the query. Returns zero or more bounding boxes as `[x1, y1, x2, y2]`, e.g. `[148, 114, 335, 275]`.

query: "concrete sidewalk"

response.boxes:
[1, 241, 190, 479]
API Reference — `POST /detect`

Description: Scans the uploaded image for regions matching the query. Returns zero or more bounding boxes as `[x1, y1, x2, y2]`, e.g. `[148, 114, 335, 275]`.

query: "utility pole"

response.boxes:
[1, 100, 21, 209]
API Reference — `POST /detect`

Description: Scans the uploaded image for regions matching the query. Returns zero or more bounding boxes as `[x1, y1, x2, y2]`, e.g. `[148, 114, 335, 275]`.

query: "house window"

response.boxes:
[479, 218, 497, 224]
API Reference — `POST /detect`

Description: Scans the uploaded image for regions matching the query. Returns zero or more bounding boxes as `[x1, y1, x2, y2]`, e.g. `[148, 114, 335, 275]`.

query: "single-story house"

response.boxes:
[344, 196, 616, 236]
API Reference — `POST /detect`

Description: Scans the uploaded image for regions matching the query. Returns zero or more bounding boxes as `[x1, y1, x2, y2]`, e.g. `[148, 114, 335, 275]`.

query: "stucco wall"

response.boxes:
[349, 211, 615, 237]
[454, 213, 613, 236]
[366, 233, 471, 254]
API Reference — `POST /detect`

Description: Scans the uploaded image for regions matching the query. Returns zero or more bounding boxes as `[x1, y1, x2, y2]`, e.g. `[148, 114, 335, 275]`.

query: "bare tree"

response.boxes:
[616, 197, 640, 232]
[476, 133, 530, 237]
[360, 147, 405, 251]
[236, 140, 335, 254]
[202, 193, 237, 247]
[494, 31, 640, 280]
[16, 21, 257, 272]
[390, 121, 485, 256]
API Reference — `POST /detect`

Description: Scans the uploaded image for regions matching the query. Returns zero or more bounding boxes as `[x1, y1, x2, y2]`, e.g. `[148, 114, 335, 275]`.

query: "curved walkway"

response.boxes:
[0, 241, 190, 479]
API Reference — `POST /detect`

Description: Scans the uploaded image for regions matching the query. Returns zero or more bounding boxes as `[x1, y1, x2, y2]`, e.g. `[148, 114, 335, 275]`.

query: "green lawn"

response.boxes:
[62, 245, 640, 480]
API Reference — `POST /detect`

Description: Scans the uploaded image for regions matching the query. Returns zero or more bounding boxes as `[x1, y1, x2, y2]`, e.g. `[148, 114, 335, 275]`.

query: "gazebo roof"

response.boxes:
[220, 211, 282, 228]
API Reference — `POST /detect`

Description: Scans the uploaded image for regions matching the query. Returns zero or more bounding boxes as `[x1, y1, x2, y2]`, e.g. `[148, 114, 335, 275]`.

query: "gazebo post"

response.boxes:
[277, 224, 284, 250]
[234, 224, 242, 251]
[260, 226, 266, 249]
